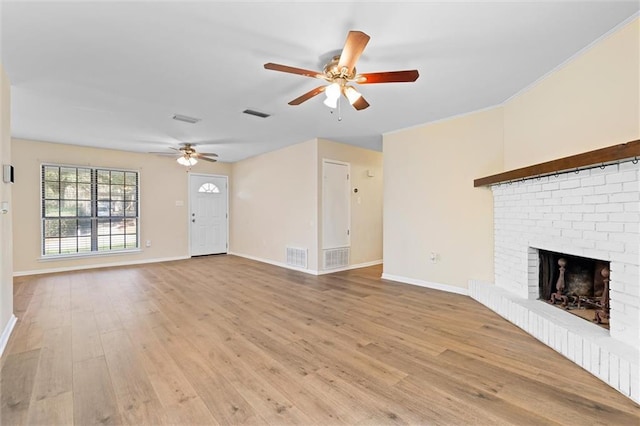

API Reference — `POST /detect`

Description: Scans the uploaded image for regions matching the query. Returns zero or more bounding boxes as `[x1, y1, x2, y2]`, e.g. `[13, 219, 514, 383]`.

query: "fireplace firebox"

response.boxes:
[538, 250, 610, 329]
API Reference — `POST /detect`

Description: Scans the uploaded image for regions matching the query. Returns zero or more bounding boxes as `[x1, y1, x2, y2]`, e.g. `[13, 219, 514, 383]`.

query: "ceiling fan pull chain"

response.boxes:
[338, 96, 342, 122]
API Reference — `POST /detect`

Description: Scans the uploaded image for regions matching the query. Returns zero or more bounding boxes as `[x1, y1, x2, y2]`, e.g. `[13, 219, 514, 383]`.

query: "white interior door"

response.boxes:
[189, 174, 228, 256]
[322, 160, 350, 249]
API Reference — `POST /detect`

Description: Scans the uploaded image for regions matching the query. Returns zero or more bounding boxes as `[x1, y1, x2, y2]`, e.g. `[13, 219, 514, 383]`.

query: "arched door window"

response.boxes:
[198, 183, 220, 193]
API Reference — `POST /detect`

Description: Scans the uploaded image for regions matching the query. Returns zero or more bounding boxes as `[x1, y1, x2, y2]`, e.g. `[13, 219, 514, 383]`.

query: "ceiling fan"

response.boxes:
[264, 30, 419, 111]
[152, 143, 218, 166]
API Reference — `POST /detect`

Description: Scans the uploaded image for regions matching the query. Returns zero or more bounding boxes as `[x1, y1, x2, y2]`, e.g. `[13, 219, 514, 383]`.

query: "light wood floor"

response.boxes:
[2, 255, 639, 425]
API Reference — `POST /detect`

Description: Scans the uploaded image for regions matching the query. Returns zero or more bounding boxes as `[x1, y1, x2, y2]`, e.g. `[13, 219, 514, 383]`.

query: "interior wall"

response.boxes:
[0, 64, 14, 343]
[504, 18, 639, 168]
[11, 138, 231, 274]
[229, 139, 318, 271]
[383, 108, 504, 290]
[317, 138, 383, 268]
[382, 17, 639, 293]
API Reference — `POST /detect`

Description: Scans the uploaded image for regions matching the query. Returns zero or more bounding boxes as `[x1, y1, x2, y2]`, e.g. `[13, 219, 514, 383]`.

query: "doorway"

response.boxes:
[322, 160, 350, 262]
[189, 174, 228, 256]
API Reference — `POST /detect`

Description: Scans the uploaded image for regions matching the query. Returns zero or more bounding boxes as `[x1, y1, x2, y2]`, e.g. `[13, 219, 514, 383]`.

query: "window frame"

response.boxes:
[40, 163, 141, 259]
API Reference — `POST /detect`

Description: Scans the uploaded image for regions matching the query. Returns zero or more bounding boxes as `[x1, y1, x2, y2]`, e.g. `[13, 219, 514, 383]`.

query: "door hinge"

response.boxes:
[226, 213, 228, 219]
[347, 173, 350, 180]
[347, 229, 350, 236]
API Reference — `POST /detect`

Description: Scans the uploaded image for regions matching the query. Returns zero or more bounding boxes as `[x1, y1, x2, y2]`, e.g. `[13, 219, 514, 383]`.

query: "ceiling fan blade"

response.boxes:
[194, 152, 219, 158]
[355, 70, 420, 84]
[337, 31, 370, 75]
[264, 63, 323, 78]
[352, 95, 370, 111]
[198, 156, 218, 163]
[149, 152, 179, 156]
[288, 86, 327, 105]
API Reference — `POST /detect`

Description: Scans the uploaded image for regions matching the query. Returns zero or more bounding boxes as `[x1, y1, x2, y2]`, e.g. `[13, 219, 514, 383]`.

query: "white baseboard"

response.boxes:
[228, 252, 320, 275]
[0, 314, 17, 357]
[228, 252, 383, 276]
[381, 273, 469, 296]
[13, 255, 191, 277]
[318, 259, 383, 275]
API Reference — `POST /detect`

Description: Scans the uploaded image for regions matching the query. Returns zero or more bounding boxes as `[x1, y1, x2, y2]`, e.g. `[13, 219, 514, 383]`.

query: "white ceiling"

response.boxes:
[2, 1, 638, 162]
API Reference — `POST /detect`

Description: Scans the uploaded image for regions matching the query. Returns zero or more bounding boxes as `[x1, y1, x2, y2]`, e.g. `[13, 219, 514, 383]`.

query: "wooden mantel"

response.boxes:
[474, 139, 640, 187]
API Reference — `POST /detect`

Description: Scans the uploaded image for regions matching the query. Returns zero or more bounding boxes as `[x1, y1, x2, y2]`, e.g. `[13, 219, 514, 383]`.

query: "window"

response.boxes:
[198, 183, 220, 193]
[42, 165, 139, 256]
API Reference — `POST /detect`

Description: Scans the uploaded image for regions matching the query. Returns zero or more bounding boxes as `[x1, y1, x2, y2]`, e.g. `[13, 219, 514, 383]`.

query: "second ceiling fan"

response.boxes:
[264, 30, 419, 111]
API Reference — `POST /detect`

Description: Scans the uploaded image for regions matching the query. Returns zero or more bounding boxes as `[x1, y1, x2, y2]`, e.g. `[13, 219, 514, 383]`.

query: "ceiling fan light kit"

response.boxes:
[264, 30, 419, 112]
[177, 155, 198, 166]
[152, 143, 218, 166]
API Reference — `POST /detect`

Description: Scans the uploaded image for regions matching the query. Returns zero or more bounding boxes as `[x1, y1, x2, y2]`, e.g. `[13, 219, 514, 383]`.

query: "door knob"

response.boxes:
[192, 219, 196, 223]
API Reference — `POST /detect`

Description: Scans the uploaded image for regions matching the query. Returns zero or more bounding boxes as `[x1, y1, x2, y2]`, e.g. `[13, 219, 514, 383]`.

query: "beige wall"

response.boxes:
[317, 138, 383, 268]
[382, 17, 639, 292]
[0, 64, 13, 340]
[383, 108, 504, 289]
[504, 18, 639, 168]
[11, 139, 231, 274]
[230, 139, 319, 270]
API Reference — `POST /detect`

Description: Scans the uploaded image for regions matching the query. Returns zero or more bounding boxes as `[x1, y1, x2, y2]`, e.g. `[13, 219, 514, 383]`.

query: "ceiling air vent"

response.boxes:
[172, 114, 201, 124]
[243, 109, 270, 118]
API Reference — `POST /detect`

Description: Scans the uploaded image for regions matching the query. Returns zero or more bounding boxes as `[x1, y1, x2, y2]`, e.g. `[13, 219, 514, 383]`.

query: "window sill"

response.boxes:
[39, 248, 142, 262]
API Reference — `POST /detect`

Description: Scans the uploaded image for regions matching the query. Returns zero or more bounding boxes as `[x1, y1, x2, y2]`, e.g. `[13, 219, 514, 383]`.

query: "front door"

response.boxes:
[189, 174, 228, 256]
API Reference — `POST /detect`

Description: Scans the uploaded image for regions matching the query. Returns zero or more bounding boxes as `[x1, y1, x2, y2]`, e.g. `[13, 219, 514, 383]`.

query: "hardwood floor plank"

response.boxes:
[73, 356, 122, 426]
[1, 349, 40, 425]
[25, 390, 73, 426]
[2, 255, 638, 425]
[30, 326, 73, 402]
[99, 329, 165, 425]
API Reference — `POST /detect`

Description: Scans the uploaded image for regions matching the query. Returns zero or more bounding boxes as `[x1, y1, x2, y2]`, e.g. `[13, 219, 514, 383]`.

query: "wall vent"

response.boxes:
[286, 247, 307, 269]
[243, 109, 271, 118]
[323, 248, 350, 270]
[172, 114, 201, 124]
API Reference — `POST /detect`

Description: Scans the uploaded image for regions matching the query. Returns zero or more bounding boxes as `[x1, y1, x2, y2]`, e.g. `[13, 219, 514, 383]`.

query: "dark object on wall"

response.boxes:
[2, 164, 14, 183]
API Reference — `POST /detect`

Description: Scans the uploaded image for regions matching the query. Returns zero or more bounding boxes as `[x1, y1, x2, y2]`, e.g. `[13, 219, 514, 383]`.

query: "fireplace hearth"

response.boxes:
[539, 250, 610, 329]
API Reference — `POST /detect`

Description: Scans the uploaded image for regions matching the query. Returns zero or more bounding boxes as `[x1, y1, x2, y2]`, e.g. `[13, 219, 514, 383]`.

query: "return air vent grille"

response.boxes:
[286, 247, 307, 269]
[323, 248, 350, 270]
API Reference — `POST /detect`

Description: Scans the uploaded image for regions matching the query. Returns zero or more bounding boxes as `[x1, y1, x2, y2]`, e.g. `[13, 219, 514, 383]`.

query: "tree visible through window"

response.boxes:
[42, 165, 139, 256]
[198, 183, 220, 193]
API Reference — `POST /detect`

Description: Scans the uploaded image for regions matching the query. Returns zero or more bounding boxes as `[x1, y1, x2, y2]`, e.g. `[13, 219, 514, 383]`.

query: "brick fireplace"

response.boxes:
[470, 159, 639, 404]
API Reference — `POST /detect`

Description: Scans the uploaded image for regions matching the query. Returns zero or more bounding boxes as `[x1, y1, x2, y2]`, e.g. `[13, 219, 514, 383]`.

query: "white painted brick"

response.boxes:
[623, 180, 639, 192]
[595, 203, 624, 213]
[562, 213, 583, 221]
[610, 192, 640, 203]
[619, 161, 640, 171]
[574, 336, 583, 366]
[619, 359, 630, 396]
[598, 348, 610, 382]
[583, 340, 591, 370]
[609, 212, 640, 223]
[553, 220, 573, 230]
[594, 183, 623, 195]
[594, 240, 626, 253]
[572, 221, 595, 231]
[624, 202, 639, 213]
[584, 194, 610, 204]
[610, 353, 620, 389]
[596, 222, 625, 233]
[581, 175, 606, 186]
[559, 180, 581, 189]
[562, 229, 583, 239]
[542, 182, 560, 191]
[561, 196, 583, 205]
[606, 171, 637, 184]
[583, 213, 608, 222]
[583, 231, 610, 242]
[536, 191, 552, 199]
